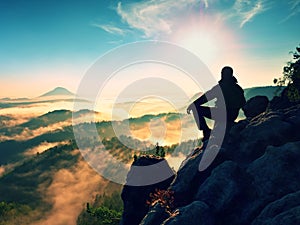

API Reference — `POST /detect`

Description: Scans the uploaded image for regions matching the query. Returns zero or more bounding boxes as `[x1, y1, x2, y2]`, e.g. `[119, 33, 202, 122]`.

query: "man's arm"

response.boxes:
[187, 87, 216, 114]
[193, 94, 209, 106]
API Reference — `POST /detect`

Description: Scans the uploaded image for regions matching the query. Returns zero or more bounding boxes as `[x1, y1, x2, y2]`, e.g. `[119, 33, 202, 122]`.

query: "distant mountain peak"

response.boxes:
[40, 87, 74, 97]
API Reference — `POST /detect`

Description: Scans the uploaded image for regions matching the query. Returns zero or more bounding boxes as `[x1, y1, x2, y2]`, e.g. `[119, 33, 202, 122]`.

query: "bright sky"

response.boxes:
[1, 0, 299, 98]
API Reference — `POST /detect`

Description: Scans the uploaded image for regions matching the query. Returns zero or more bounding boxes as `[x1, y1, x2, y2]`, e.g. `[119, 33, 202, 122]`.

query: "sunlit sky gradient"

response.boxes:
[1, 0, 299, 98]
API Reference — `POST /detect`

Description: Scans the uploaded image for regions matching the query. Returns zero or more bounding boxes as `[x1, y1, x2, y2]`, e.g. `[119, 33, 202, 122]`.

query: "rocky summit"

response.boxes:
[120, 91, 300, 225]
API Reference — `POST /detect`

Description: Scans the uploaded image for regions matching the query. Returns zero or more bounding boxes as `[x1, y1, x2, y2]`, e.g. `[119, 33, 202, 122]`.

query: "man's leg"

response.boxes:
[225, 108, 239, 132]
[192, 106, 212, 141]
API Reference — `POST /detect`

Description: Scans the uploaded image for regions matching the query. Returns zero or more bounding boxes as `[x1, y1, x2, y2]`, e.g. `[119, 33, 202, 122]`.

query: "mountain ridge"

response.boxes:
[0, 85, 283, 101]
[40, 87, 74, 97]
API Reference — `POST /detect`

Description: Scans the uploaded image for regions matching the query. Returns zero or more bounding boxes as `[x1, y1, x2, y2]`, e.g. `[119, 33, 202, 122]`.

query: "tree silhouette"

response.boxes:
[155, 142, 165, 158]
[274, 45, 300, 101]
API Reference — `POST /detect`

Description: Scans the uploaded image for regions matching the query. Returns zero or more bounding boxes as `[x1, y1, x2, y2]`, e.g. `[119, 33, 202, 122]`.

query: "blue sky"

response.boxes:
[0, 0, 299, 97]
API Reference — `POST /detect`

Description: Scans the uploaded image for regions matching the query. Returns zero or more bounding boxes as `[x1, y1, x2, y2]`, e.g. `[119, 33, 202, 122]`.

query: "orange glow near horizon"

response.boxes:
[0, 13, 289, 100]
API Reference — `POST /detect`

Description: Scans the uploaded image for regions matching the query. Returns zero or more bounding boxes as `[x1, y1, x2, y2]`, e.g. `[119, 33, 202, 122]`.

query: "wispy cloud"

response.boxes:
[116, 0, 203, 38]
[203, 0, 209, 8]
[33, 158, 108, 225]
[231, 0, 267, 28]
[0, 166, 5, 177]
[92, 23, 126, 36]
[24, 141, 70, 156]
[100, 0, 273, 38]
[290, 0, 300, 11]
[290, 0, 300, 17]
[280, 0, 300, 23]
[107, 40, 124, 45]
[113, 0, 270, 38]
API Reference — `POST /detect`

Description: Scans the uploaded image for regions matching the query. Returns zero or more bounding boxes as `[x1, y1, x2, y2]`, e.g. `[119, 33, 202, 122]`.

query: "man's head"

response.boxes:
[221, 66, 233, 80]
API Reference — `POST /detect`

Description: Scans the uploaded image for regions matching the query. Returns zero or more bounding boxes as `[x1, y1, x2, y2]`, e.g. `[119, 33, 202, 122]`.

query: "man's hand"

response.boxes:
[187, 103, 195, 114]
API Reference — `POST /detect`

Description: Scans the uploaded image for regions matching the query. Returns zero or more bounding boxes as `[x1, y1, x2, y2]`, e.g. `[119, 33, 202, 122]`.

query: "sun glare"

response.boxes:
[179, 31, 219, 63]
[172, 14, 241, 71]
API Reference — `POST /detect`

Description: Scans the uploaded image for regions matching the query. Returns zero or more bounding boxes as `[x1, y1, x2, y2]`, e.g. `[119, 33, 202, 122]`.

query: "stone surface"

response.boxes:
[120, 155, 175, 225]
[169, 152, 203, 207]
[140, 203, 170, 225]
[243, 95, 269, 118]
[242, 142, 300, 223]
[195, 161, 241, 212]
[252, 190, 300, 225]
[120, 100, 300, 225]
[162, 201, 215, 225]
[234, 110, 294, 164]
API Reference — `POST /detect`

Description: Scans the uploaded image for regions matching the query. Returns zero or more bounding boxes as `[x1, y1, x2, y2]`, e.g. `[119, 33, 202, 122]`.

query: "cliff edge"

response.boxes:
[121, 93, 300, 225]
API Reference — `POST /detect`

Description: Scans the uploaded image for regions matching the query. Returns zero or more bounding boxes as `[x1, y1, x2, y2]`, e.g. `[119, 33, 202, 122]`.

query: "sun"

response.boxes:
[178, 30, 219, 63]
[171, 15, 239, 68]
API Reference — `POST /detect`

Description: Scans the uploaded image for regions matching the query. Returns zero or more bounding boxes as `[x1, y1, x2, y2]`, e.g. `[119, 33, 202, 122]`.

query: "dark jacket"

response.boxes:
[194, 76, 246, 111]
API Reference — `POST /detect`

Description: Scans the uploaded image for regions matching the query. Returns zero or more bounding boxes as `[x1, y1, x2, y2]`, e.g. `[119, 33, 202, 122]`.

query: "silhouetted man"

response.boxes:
[187, 66, 246, 142]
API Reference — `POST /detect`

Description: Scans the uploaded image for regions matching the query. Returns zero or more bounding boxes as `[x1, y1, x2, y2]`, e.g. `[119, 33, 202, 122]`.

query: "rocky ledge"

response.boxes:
[121, 94, 300, 225]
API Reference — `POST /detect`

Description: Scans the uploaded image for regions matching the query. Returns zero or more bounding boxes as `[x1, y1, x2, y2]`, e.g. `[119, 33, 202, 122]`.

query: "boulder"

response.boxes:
[283, 104, 300, 141]
[140, 203, 170, 225]
[162, 201, 215, 225]
[265, 206, 300, 225]
[242, 142, 300, 223]
[170, 143, 229, 207]
[120, 155, 175, 225]
[270, 85, 300, 110]
[235, 110, 293, 164]
[228, 119, 249, 143]
[243, 95, 269, 118]
[195, 161, 241, 213]
[169, 152, 203, 206]
[252, 190, 300, 225]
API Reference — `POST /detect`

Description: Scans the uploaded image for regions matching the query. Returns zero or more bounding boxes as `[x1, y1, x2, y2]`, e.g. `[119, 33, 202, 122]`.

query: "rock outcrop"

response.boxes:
[242, 95, 269, 118]
[121, 93, 300, 225]
[120, 156, 175, 225]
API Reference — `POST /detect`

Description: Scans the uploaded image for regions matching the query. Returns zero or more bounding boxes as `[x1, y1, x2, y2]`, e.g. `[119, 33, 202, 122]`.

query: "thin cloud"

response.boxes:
[113, 0, 270, 38]
[290, 0, 300, 10]
[24, 141, 70, 156]
[203, 0, 209, 8]
[92, 23, 126, 36]
[0, 166, 5, 177]
[107, 40, 124, 45]
[116, 0, 203, 38]
[0, 120, 71, 142]
[232, 0, 267, 28]
[280, 0, 300, 23]
[33, 158, 108, 225]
